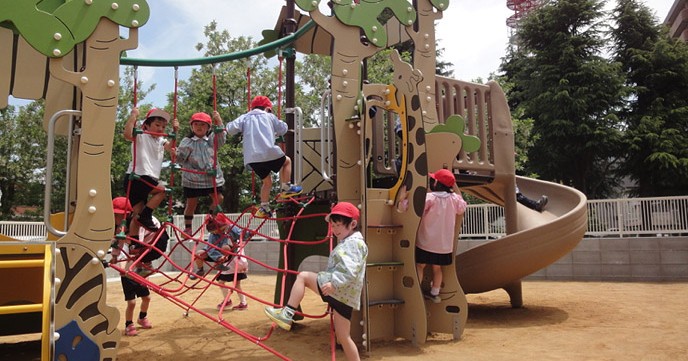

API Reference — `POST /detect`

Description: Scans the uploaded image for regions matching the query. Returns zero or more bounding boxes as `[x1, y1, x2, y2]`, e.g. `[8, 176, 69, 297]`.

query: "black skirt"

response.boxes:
[415, 246, 453, 266]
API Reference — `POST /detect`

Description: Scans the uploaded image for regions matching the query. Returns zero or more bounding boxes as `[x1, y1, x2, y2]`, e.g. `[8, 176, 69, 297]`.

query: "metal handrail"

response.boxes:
[286, 107, 303, 184]
[120, 20, 316, 67]
[319, 89, 332, 181]
[44, 110, 80, 237]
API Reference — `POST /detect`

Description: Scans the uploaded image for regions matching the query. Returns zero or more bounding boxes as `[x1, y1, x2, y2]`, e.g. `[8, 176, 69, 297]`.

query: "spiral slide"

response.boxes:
[456, 176, 588, 306]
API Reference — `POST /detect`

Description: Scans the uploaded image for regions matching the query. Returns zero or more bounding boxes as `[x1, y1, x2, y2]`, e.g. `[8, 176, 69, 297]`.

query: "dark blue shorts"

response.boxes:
[121, 276, 150, 301]
[415, 246, 453, 266]
[248, 156, 286, 180]
[317, 283, 353, 320]
[183, 186, 224, 199]
[217, 272, 247, 282]
[123, 174, 159, 207]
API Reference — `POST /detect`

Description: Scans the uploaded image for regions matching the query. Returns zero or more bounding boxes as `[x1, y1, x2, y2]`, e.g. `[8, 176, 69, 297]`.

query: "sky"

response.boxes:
[9, 0, 676, 107]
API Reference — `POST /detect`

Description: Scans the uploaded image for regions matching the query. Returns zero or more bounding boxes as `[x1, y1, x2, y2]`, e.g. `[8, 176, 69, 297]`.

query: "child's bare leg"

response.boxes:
[184, 197, 198, 229]
[236, 281, 247, 304]
[125, 299, 136, 323]
[431, 264, 443, 291]
[279, 156, 292, 186]
[140, 295, 150, 313]
[147, 188, 166, 209]
[333, 311, 360, 361]
[219, 280, 229, 299]
[194, 253, 206, 270]
[415, 263, 426, 284]
[286, 271, 318, 308]
[260, 175, 273, 204]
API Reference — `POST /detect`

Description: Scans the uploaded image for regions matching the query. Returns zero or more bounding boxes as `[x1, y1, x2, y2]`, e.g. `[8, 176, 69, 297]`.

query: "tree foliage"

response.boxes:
[501, 0, 625, 198]
[610, 0, 688, 196]
[0, 100, 69, 220]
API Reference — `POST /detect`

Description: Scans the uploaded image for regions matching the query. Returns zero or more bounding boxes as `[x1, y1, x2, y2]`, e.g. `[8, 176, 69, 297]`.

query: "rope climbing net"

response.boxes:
[109, 194, 332, 360]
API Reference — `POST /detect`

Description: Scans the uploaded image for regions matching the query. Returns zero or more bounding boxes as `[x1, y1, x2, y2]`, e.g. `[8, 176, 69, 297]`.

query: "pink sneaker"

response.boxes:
[137, 317, 152, 329]
[232, 302, 248, 311]
[124, 323, 137, 336]
[217, 299, 233, 311]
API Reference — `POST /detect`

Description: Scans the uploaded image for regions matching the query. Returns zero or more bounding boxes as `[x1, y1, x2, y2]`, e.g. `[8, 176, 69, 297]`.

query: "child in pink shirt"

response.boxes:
[416, 169, 467, 303]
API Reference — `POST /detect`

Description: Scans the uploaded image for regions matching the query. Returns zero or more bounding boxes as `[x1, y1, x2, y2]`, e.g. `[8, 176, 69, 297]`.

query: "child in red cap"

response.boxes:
[123, 107, 179, 233]
[417, 168, 466, 303]
[264, 201, 367, 361]
[225, 95, 302, 218]
[110, 197, 154, 336]
[177, 111, 226, 236]
[190, 213, 241, 279]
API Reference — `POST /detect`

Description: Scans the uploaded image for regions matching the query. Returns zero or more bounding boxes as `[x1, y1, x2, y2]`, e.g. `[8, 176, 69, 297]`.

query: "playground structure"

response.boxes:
[0, 1, 587, 360]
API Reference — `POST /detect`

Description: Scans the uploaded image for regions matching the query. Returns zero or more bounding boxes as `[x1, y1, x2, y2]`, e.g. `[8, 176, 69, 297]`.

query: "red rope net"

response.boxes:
[109, 195, 331, 360]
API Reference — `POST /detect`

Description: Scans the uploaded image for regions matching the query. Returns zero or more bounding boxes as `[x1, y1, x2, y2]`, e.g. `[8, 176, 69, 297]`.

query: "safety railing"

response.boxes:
[170, 214, 280, 241]
[0, 214, 279, 242]
[0, 221, 47, 241]
[463, 196, 688, 239]
[2, 196, 686, 240]
[586, 196, 688, 237]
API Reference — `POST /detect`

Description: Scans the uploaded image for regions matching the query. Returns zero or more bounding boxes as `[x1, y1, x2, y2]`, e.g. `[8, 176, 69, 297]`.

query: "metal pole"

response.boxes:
[285, 0, 296, 184]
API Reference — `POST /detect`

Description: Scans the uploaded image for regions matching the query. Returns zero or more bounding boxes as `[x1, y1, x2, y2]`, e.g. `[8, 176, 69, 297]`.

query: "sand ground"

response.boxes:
[2, 274, 687, 360]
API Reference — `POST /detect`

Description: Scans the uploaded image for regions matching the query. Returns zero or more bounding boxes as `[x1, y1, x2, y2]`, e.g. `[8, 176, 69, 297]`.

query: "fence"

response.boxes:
[169, 214, 280, 241]
[0, 221, 46, 241]
[0, 214, 279, 241]
[462, 196, 688, 239]
[1, 196, 687, 240]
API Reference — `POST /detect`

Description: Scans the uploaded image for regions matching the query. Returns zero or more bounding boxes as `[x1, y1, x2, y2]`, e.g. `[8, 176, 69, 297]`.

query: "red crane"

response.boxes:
[506, 0, 545, 29]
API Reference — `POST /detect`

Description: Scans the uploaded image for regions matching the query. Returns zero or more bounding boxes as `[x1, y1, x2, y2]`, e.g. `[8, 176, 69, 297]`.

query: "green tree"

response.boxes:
[611, 0, 688, 196]
[295, 54, 331, 126]
[0, 101, 68, 219]
[501, 0, 625, 198]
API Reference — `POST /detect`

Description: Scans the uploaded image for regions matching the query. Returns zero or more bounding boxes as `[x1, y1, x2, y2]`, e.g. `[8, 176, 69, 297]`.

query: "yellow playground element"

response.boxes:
[0, 240, 54, 361]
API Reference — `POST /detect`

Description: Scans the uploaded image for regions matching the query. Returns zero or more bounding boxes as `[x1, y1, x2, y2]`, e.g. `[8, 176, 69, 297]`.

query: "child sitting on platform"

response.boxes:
[190, 213, 242, 280]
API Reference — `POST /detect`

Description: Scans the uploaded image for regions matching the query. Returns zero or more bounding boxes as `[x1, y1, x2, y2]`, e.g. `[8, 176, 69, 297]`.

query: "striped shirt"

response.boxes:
[176, 133, 226, 189]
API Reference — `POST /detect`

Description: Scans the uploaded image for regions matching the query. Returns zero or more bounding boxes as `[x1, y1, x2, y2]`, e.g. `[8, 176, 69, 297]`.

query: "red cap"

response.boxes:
[429, 169, 456, 188]
[250, 95, 273, 110]
[112, 197, 132, 214]
[206, 213, 232, 233]
[190, 112, 211, 125]
[145, 108, 170, 122]
[325, 202, 360, 222]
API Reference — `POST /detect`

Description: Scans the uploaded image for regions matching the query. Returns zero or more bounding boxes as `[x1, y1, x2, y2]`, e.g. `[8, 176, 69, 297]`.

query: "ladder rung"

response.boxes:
[0, 259, 44, 269]
[0, 303, 42, 315]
